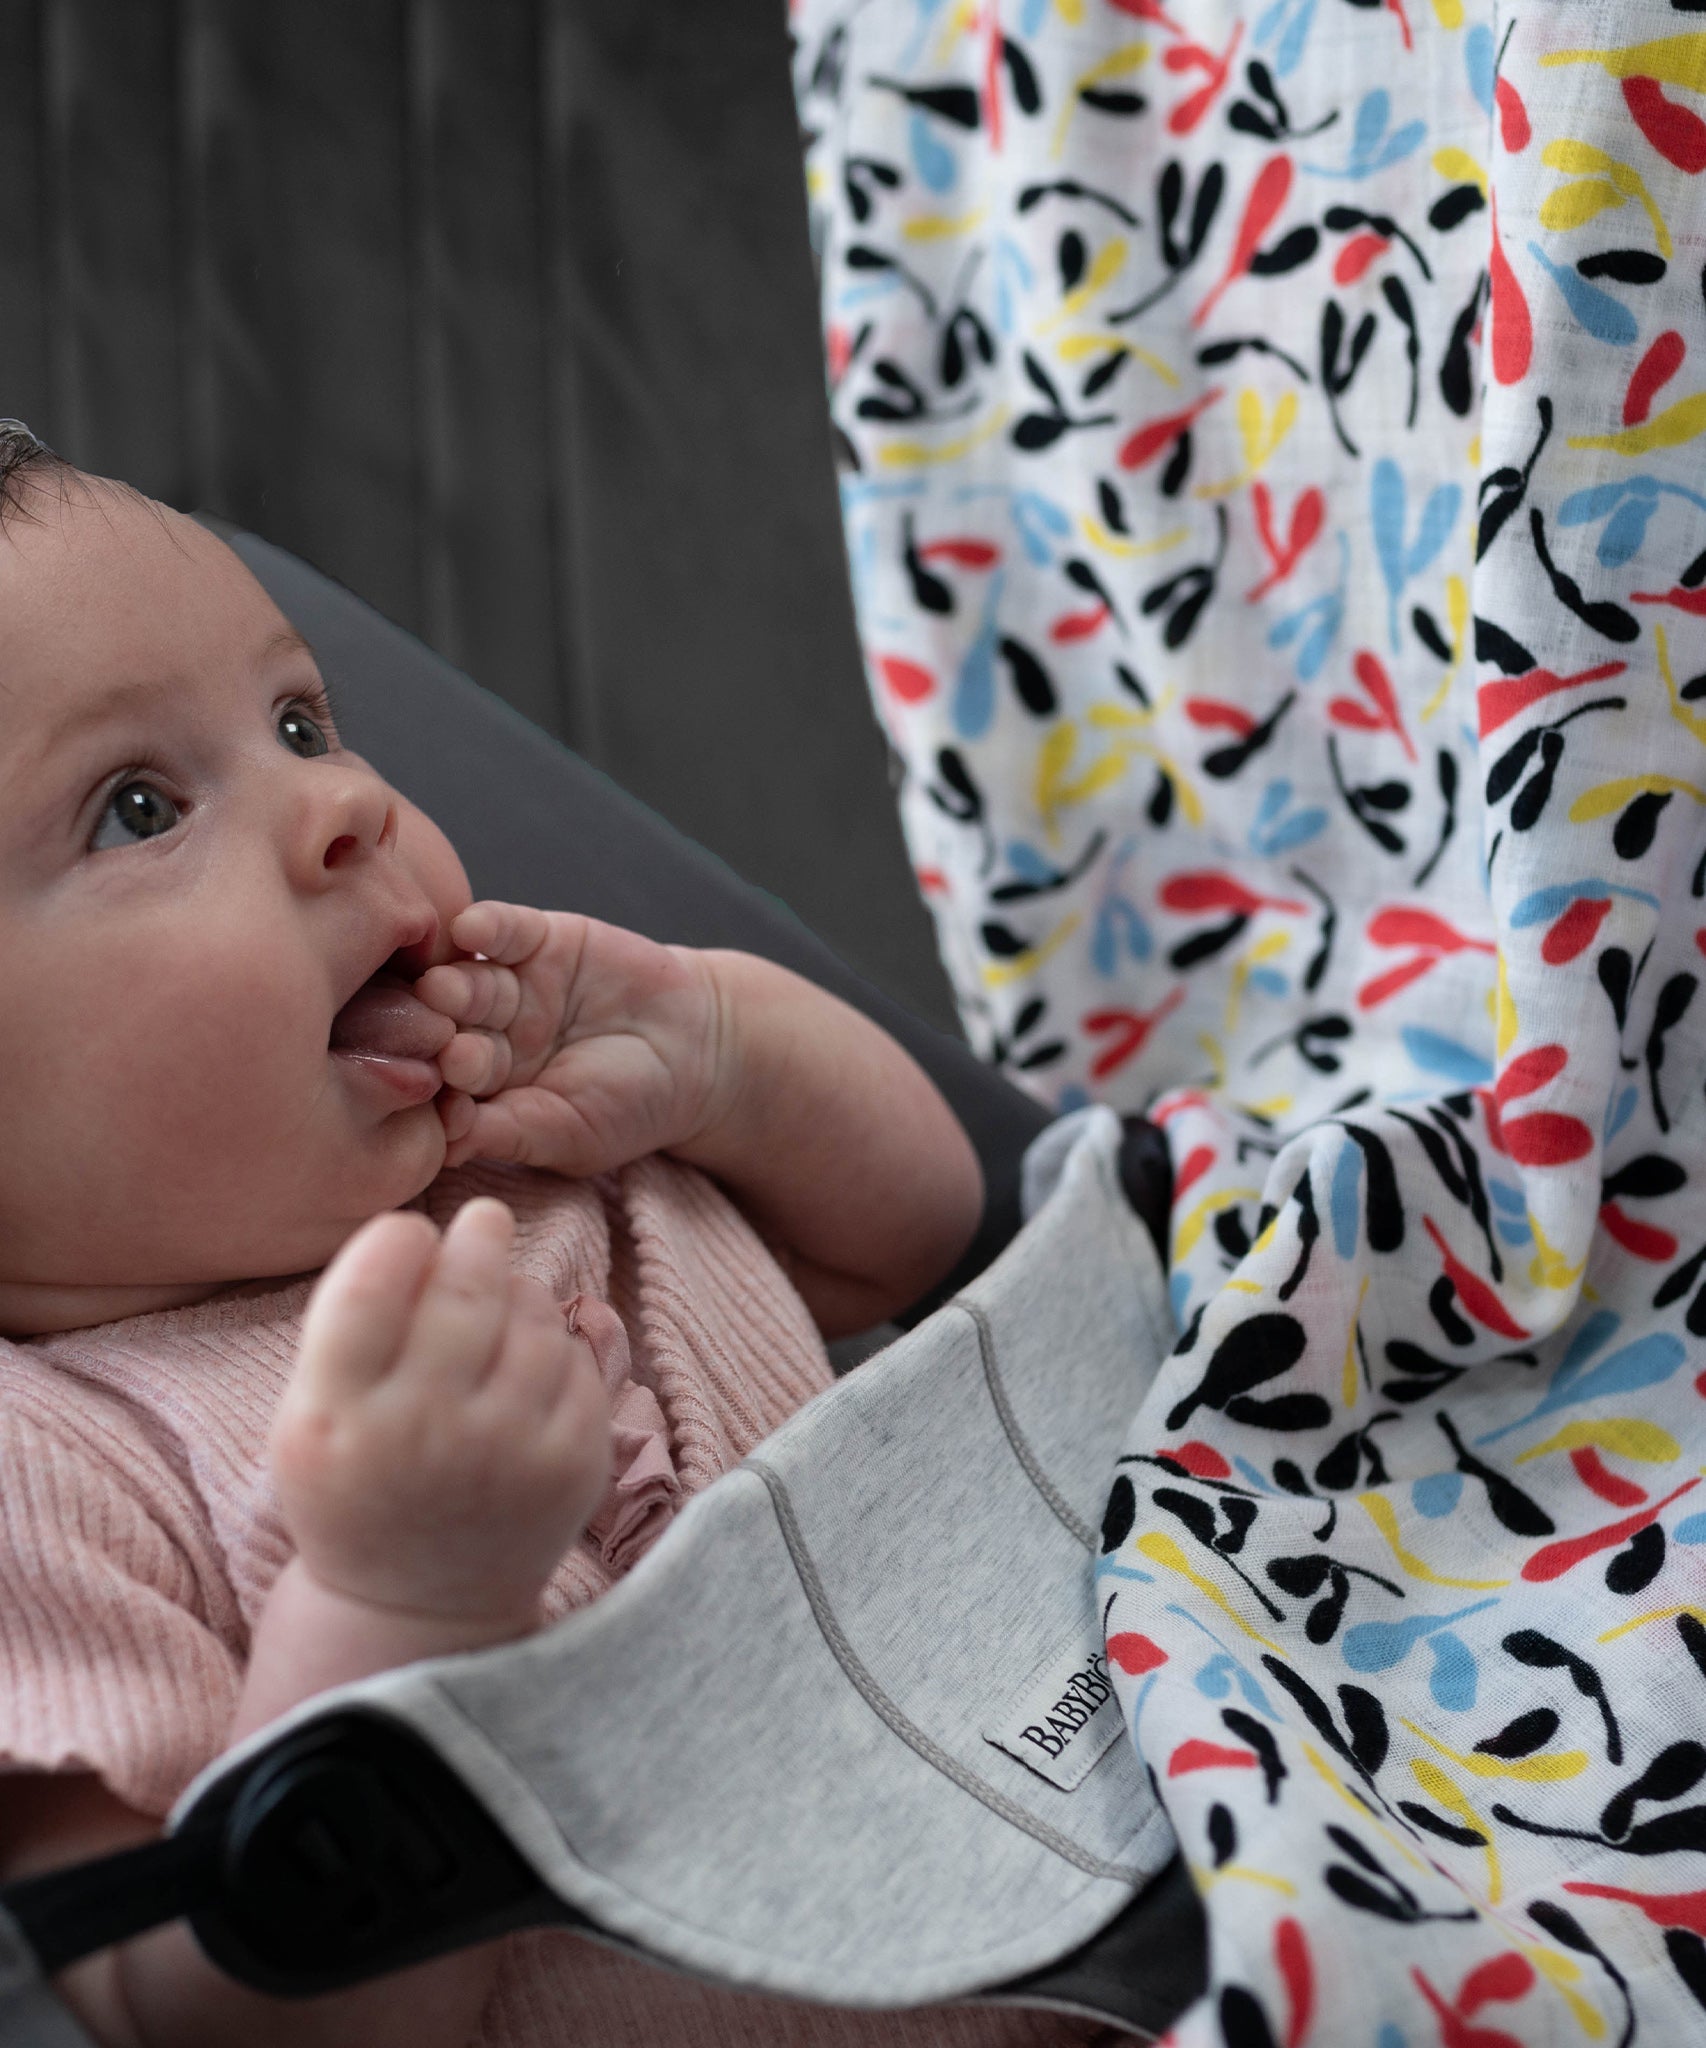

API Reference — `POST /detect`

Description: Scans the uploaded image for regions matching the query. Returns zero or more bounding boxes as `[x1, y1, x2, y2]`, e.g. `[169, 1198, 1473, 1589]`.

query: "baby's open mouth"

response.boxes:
[329, 970, 456, 1064]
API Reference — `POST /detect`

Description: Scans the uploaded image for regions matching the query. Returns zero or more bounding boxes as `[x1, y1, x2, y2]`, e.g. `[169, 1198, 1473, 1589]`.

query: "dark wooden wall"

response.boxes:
[0, 0, 959, 1036]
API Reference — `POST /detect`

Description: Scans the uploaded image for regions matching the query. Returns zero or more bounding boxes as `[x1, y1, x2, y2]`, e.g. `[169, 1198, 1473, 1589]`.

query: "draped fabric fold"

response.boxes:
[798, 4, 1706, 2037]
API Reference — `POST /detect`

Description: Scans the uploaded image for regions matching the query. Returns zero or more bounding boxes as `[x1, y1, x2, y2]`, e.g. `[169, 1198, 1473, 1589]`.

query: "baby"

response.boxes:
[0, 443, 1100, 2048]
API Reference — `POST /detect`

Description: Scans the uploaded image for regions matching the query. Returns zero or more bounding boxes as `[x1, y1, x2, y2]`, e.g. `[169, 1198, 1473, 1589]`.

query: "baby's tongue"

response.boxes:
[330, 975, 456, 1060]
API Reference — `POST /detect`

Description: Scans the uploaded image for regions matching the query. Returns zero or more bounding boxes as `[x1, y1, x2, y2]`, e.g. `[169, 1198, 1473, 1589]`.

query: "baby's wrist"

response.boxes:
[233, 1560, 542, 1745]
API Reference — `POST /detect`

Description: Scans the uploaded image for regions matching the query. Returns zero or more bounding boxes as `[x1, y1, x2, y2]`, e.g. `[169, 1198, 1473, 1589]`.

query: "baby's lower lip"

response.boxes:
[330, 1048, 444, 1108]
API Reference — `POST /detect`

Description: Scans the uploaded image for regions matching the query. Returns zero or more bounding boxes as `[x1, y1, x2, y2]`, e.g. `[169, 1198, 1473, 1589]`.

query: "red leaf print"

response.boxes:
[1174, 1143, 1216, 1197]
[1051, 603, 1112, 642]
[1494, 1043, 1568, 1105]
[1166, 1439, 1232, 1478]
[1194, 154, 1293, 326]
[1334, 230, 1389, 285]
[1457, 1951, 1535, 2017]
[1624, 329, 1686, 426]
[1274, 1919, 1314, 2048]
[1542, 897, 1612, 964]
[877, 655, 934, 703]
[1161, 871, 1304, 915]
[1499, 1111, 1594, 1166]
[1522, 1478, 1699, 1582]
[1082, 986, 1186, 1078]
[1164, 23, 1243, 136]
[1477, 660, 1626, 737]
[984, 10, 1003, 152]
[1326, 697, 1386, 732]
[918, 537, 1001, 566]
[1495, 77, 1531, 153]
[1623, 75, 1706, 174]
[1247, 482, 1326, 600]
[1489, 193, 1532, 386]
[1599, 1201, 1677, 1263]
[1107, 0, 1186, 28]
[1168, 1739, 1258, 1775]
[1119, 387, 1223, 469]
[1563, 1881, 1706, 1938]
[1351, 649, 1415, 759]
[1107, 1632, 1169, 1674]
[1184, 697, 1257, 734]
[1631, 585, 1706, 615]
[1569, 1444, 1648, 1508]
[1423, 1217, 1531, 1338]
[1367, 907, 1491, 954]
[1356, 953, 1440, 1009]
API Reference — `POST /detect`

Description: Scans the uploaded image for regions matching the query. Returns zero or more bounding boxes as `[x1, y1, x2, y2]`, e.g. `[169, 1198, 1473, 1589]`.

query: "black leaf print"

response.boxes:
[1218, 1986, 1280, 2048]
[1249, 224, 1320, 276]
[1339, 1684, 1389, 1774]
[1382, 274, 1420, 426]
[1485, 726, 1541, 806]
[1606, 1522, 1667, 1596]
[1079, 85, 1146, 116]
[1207, 1802, 1238, 1869]
[1510, 730, 1564, 834]
[1430, 183, 1486, 234]
[1436, 1412, 1555, 1537]
[1015, 177, 1141, 226]
[1602, 1154, 1686, 1203]
[1477, 396, 1552, 561]
[980, 920, 1034, 959]
[1320, 1825, 1475, 1924]
[1504, 1629, 1623, 1764]
[902, 515, 954, 614]
[1160, 429, 1194, 498]
[1476, 1708, 1561, 1758]
[1429, 1275, 1476, 1346]
[1475, 614, 1538, 675]
[1149, 766, 1176, 825]
[1647, 972, 1696, 1134]
[1154, 1485, 1220, 1547]
[1268, 1554, 1334, 1597]
[1600, 946, 1635, 1032]
[1602, 1742, 1706, 1842]
[1081, 349, 1130, 399]
[1414, 751, 1456, 885]
[1000, 37, 1042, 115]
[1531, 508, 1640, 643]
[1320, 298, 1378, 456]
[1276, 1165, 1321, 1302]
[1380, 1338, 1469, 1403]
[1613, 789, 1671, 860]
[1169, 911, 1250, 969]
[1333, 1122, 1404, 1252]
[1222, 1709, 1286, 1803]
[866, 76, 981, 128]
[1528, 1901, 1638, 2048]
[1110, 159, 1223, 322]
[1412, 605, 1452, 660]
[1166, 1312, 1309, 1431]
[1399, 1800, 1487, 1847]
[1214, 1208, 1253, 1259]
[1057, 228, 1087, 293]
[1439, 269, 1487, 412]
[1202, 690, 1296, 778]
[1579, 248, 1666, 284]
[1228, 1390, 1334, 1431]
[1667, 1931, 1706, 2015]
[1680, 1612, 1706, 1685]
[1101, 1474, 1137, 1553]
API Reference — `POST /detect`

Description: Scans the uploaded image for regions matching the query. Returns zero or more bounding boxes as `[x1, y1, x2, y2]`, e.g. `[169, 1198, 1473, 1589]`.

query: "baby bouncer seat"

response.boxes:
[0, 525, 1198, 2045]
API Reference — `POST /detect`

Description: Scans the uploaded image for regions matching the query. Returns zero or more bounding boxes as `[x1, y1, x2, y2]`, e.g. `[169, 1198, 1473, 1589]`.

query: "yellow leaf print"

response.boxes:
[1540, 140, 1671, 257]
[1516, 1419, 1680, 1467]
[1403, 1719, 1589, 1783]
[1433, 146, 1487, 197]
[1198, 388, 1297, 497]
[1543, 34, 1706, 97]
[1656, 623, 1706, 747]
[1570, 391, 1706, 456]
[1410, 1758, 1501, 1903]
[1569, 773, 1706, 823]
[1052, 43, 1150, 158]
[1538, 177, 1626, 233]
[1058, 332, 1180, 388]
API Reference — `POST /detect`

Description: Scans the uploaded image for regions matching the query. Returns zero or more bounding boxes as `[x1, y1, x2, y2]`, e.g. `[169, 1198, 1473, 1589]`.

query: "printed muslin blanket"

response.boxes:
[798, 2, 1706, 2041]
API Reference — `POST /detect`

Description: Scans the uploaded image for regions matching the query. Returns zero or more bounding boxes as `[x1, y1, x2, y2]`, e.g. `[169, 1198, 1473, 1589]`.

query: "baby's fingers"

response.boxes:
[291, 1209, 440, 1405]
[415, 958, 525, 1033]
[447, 900, 553, 969]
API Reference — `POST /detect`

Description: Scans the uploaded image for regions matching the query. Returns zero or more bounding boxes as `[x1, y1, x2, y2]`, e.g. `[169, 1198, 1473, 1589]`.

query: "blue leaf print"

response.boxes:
[1342, 1600, 1500, 1675]
[1675, 1513, 1706, 1545]
[1527, 243, 1639, 346]
[1005, 839, 1059, 884]
[1407, 482, 1461, 579]
[1371, 463, 1460, 651]
[1093, 895, 1152, 976]
[1465, 23, 1496, 115]
[1011, 487, 1069, 565]
[952, 578, 1002, 739]
[1482, 1320, 1686, 1444]
[1412, 1471, 1463, 1518]
[1605, 1083, 1638, 1143]
[1245, 966, 1289, 997]
[1306, 90, 1424, 178]
[1427, 1630, 1478, 1712]
[1400, 1026, 1493, 1087]
[994, 237, 1032, 335]
[1019, 0, 1049, 35]
[910, 108, 958, 192]
[1330, 1131, 1362, 1258]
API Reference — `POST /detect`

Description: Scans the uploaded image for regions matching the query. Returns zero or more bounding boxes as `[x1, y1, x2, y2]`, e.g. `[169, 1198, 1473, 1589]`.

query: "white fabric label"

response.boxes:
[982, 1626, 1124, 1793]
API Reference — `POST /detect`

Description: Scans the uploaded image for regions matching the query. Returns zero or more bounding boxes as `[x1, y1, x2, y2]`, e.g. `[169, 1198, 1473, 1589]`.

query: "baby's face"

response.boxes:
[0, 484, 474, 1334]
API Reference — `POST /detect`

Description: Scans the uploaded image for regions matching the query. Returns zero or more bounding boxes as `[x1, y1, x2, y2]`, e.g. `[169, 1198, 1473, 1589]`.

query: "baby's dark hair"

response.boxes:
[0, 421, 71, 526]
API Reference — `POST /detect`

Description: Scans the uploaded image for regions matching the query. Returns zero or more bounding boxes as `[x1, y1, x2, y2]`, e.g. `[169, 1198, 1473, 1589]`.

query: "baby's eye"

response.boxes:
[277, 700, 332, 758]
[90, 782, 181, 851]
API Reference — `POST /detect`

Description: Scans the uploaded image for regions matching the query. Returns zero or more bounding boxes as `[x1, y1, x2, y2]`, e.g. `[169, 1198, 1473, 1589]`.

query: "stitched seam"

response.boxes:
[746, 1460, 1138, 1884]
[955, 1301, 1096, 1552]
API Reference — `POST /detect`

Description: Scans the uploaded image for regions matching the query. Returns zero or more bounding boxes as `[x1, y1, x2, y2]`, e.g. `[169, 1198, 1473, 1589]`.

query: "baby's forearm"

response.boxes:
[671, 951, 984, 1338]
[111, 1560, 531, 2048]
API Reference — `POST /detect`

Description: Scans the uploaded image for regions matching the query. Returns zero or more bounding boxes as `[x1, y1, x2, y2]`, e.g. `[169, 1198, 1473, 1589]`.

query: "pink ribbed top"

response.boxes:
[0, 1155, 1101, 2047]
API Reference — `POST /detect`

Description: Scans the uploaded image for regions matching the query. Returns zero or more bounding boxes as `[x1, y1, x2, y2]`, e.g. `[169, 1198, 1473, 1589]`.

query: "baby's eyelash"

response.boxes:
[288, 679, 340, 733]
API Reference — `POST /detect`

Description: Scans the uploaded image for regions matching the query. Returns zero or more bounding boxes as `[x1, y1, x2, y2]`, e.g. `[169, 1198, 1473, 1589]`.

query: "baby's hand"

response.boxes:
[416, 903, 729, 1179]
[271, 1198, 611, 1631]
